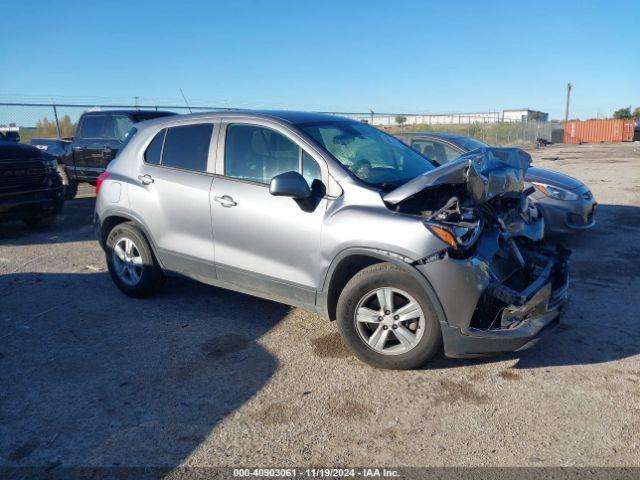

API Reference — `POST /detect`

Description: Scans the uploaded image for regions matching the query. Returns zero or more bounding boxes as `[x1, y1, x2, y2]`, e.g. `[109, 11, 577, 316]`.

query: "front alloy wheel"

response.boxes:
[336, 262, 442, 369]
[355, 287, 425, 355]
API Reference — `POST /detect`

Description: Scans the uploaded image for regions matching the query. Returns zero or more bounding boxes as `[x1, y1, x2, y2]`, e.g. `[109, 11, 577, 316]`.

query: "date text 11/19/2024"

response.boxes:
[233, 468, 400, 478]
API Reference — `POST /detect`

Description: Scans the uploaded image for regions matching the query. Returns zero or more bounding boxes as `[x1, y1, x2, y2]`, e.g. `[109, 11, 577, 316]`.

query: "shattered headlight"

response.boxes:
[532, 182, 579, 201]
[424, 218, 483, 251]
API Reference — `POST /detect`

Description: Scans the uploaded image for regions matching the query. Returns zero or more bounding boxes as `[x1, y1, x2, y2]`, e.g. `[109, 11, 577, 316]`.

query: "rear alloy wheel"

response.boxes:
[336, 262, 442, 370]
[112, 237, 143, 287]
[105, 222, 165, 298]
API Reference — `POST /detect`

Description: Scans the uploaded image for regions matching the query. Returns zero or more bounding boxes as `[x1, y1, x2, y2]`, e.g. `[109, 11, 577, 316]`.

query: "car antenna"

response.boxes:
[179, 88, 193, 113]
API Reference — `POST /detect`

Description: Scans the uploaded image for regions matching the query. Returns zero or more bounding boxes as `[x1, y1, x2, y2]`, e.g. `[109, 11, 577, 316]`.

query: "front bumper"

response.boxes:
[416, 231, 570, 358]
[440, 281, 567, 358]
[0, 187, 64, 221]
[535, 188, 597, 235]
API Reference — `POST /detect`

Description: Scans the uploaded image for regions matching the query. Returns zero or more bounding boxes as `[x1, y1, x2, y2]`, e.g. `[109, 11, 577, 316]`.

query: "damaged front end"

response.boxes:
[384, 148, 570, 357]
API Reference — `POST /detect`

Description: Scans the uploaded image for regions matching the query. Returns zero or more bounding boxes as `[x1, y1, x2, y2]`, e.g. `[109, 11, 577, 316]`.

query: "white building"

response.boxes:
[502, 109, 549, 122]
[344, 108, 548, 126]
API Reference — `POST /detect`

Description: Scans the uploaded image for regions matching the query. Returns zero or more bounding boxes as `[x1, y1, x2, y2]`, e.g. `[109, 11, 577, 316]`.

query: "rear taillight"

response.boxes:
[96, 171, 110, 196]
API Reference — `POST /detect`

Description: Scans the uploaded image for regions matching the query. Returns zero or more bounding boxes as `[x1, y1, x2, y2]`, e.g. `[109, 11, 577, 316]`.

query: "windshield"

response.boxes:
[299, 121, 436, 188]
[454, 136, 489, 152]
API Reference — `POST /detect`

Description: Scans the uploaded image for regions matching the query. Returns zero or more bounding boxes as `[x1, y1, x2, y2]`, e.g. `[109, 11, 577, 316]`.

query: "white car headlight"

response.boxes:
[532, 182, 579, 201]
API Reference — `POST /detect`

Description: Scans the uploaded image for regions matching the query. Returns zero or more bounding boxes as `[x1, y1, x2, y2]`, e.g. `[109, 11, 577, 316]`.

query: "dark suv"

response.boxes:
[0, 132, 64, 227]
[60, 110, 175, 199]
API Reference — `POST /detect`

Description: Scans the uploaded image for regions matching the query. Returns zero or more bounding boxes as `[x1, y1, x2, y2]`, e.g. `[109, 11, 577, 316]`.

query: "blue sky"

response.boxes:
[1, 0, 638, 119]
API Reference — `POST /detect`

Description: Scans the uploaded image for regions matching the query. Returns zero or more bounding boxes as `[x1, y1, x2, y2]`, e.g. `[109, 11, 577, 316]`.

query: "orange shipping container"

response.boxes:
[564, 119, 635, 144]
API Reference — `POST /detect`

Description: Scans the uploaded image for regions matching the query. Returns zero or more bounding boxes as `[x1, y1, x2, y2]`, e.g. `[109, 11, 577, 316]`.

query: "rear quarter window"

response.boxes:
[144, 129, 165, 165]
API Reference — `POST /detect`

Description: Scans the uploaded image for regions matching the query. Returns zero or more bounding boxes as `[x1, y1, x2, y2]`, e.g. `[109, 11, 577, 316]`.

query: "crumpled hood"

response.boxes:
[526, 166, 585, 190]
[384, 147, 532, 204]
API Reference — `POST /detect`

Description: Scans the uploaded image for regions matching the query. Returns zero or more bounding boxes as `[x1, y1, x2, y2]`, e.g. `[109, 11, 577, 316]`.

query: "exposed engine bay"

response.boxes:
[384, 148, 570, 332]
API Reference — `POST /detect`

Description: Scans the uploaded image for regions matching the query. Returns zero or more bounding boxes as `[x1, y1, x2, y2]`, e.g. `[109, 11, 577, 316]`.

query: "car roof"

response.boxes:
[135, 109, 352, 129]
[81, 109, 174, 116]
[400, 131, 467, 140]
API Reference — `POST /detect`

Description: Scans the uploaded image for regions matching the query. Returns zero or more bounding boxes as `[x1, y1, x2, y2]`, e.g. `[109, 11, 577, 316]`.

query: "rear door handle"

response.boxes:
[73, 146, 85, 151]
[214, 195, 237, 207]
[138, 174, 154, 185]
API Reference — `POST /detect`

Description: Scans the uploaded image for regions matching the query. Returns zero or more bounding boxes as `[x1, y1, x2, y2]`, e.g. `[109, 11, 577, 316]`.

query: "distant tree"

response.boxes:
[34, 115, 76, 138]
[395, 115, 407, 126]
[35, 117, 57, 137]
[613, 107, 632, 119]
[58, 115, 76, 137]
[632, 107, 640, 121]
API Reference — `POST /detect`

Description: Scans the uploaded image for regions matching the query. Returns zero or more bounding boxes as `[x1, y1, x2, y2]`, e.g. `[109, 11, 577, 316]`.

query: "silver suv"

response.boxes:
[94, 111, 569, 369]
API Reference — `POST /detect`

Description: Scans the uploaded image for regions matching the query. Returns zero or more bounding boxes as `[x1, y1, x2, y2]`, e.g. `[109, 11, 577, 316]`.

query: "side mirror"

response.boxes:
[269, 171, 311, 200]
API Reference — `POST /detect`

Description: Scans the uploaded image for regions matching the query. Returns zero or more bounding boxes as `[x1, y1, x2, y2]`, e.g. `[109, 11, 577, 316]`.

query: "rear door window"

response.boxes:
[79, 115, 108, 139]
[161, 124, 213, 172]
[111, 115, 135, 142]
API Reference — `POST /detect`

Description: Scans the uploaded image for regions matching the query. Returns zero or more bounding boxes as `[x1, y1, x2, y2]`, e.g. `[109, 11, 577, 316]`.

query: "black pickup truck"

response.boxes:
[59, 110, 175, 199]
[0, 132, 64, 227]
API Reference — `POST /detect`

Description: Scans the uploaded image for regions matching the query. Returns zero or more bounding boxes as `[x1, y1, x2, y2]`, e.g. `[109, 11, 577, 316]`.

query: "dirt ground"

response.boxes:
[1, 143, 639, 469]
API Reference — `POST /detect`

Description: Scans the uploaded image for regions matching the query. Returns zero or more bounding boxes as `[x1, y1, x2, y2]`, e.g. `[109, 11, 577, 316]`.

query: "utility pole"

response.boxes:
[369, 110, 374, 125]
[51, 98, 61, 138]
[564, 83, 572, 123]
[134, 96, 139, 109]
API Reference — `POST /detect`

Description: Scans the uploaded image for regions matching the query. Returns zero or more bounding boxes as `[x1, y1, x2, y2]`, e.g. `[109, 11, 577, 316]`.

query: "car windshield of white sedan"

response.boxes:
[300, 121, 436, 188]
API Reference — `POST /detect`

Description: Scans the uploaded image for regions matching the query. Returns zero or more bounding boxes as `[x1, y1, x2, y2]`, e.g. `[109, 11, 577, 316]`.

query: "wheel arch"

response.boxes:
[99, 210, 163, 268]
[319, 248, 447, 326]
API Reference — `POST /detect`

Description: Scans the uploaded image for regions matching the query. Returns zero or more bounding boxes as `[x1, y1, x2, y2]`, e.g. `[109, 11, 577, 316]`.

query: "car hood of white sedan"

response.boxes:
[526, 166, 585, 190]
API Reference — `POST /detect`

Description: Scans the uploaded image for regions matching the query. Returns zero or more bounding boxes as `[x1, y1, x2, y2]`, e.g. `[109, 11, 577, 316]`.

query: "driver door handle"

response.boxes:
[138, 174, 154, 185]
[214, 195, 237, 207]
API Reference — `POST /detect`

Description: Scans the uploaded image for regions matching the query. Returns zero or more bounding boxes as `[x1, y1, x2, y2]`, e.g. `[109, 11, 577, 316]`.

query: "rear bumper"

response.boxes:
[0, 187, 64, 221]
[416, 231, 570, 358]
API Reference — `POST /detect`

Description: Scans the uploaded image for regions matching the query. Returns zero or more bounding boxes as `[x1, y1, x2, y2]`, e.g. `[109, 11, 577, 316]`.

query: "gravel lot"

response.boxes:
[1, 143, 639, 469]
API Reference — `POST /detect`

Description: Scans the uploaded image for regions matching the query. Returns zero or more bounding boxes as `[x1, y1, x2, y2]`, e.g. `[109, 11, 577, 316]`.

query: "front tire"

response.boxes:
[336, 263, 442, 370]
[105, 222, 165, 298]
[23, 213, 56, 229]
[58, 166, 78, 200]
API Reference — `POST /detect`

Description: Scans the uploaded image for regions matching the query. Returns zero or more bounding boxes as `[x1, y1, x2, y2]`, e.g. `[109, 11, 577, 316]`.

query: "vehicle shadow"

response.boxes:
[0, 270, 288, 468]
[428, 203, 640, 370]
[0, 198, 96, 247]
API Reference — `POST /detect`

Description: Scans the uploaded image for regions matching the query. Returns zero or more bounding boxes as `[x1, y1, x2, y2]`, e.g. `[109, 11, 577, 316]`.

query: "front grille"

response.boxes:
[0, 159, 48, 192]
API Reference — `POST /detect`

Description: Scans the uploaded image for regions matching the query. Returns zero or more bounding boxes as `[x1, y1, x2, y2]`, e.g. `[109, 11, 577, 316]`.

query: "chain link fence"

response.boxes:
[0, 102, 560, 147]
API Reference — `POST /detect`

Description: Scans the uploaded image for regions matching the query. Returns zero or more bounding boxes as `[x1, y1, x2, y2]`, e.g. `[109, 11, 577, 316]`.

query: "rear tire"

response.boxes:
[105, 222, 165, 298]
[336, 262, 442, 370]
